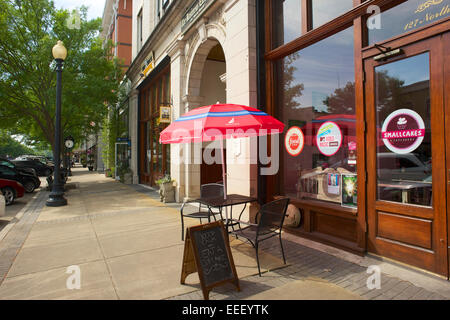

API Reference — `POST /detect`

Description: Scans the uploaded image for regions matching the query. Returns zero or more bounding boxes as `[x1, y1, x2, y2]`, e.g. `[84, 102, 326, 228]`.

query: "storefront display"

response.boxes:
[138, 63, 171, 186]
[263, 0, 450, 276]
[341, 174, 357, 208]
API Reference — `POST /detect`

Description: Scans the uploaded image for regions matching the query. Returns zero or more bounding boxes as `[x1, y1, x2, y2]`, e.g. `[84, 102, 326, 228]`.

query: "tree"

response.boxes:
[281, 53, 304, 110]
[0, 130, 35, 158]
[323, 82, 356, 114]
[0, 0, 122, 152]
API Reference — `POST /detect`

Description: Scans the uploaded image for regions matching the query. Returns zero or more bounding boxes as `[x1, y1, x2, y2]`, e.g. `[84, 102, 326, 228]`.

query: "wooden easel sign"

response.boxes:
[180, 221, 240, 300]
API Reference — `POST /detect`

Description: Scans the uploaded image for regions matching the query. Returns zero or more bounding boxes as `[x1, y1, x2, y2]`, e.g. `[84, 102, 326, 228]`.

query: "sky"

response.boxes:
[53, 0, 106, 20]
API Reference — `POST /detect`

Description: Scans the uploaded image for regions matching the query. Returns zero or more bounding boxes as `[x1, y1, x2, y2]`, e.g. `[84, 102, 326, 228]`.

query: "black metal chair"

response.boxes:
[180, 183, 224, 241]
[229, 198, 290, 276]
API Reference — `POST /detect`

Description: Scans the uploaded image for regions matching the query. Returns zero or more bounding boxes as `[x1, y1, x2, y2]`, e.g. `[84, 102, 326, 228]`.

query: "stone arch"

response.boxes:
[184, 23, 227, 108]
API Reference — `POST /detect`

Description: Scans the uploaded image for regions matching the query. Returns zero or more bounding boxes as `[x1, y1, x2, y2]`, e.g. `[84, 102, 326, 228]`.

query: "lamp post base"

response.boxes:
[46, 192, 67, 207]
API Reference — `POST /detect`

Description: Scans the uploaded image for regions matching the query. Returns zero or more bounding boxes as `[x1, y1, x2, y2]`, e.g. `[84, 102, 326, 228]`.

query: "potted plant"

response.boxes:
[156, 174, 175, 203]
[80, 154, 87, 168]
[87, 153, 94, 171]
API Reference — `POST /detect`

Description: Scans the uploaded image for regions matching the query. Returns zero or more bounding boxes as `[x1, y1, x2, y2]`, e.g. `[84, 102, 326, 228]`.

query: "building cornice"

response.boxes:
[126, 0, 193, 81]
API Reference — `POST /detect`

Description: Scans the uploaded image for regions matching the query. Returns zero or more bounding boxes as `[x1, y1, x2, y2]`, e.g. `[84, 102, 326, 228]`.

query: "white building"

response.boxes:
[126, 0, 259, 220]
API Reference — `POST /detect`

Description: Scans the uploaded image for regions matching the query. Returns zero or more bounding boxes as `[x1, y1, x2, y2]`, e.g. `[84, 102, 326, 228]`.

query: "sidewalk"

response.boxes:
[0, 167, 448, 300]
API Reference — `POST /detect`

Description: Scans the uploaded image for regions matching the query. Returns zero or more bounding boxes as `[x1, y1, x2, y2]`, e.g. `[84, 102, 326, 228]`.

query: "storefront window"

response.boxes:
[375, 53, 432, 207]
[272, 0, 303, 47]
[368, 0, 450, 45]
[276, 27, 355, 204]
[139, 66, 171, 185]
[311, 0, 353, 28]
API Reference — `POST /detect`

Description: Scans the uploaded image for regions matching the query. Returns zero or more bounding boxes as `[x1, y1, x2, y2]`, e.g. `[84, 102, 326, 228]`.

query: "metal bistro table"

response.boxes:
[195, 194, 258, 233]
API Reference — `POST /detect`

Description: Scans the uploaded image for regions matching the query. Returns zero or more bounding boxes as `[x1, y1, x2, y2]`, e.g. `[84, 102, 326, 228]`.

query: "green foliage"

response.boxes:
[0, 0, 122, 151]
[156, 174, 174, 186]
[0, 130, 35, 158]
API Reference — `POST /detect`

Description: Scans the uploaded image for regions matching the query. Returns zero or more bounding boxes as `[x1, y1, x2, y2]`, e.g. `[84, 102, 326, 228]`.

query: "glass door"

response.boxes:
[365, 36, 448, 276]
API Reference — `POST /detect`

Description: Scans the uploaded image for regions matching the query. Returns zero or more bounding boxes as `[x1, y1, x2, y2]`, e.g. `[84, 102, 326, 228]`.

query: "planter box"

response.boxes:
[124, 173, 133, 184]
[159, 182, 175, 203]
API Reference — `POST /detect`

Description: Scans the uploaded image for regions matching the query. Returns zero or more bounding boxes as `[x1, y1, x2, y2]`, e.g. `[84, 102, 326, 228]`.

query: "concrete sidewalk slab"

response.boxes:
[0, 260, 117, 300]
[107, 244, 199, 300]
[7, 237, 104, 278]
[245, 277, 363, 300]
[23, 219, 96, 248]
[90, 209, 182, 236]
[97, 224, 188, 258]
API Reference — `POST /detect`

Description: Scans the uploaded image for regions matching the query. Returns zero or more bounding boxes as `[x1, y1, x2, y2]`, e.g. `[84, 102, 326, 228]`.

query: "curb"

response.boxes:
[0, 191, 41, 244]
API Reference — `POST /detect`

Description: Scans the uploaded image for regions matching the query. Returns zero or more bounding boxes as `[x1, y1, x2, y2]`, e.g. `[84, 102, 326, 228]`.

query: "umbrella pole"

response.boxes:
[220, 139, 228, 229]
[220, 139, 227, 200]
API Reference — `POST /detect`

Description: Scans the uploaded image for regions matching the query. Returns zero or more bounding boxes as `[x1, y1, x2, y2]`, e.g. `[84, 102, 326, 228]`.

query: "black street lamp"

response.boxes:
[46, 40, 68, 207]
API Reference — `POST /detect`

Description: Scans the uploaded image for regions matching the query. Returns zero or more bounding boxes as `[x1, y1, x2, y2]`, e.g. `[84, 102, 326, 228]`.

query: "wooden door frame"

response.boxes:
[364, 35, 448, 276]
[443, 31, 450, 278]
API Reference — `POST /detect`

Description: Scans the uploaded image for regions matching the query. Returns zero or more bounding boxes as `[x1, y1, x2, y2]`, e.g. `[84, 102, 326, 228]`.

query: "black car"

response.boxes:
[0, 165, 41, 193]
[0, 158, 36, 176]
[12, 159, 53, 177]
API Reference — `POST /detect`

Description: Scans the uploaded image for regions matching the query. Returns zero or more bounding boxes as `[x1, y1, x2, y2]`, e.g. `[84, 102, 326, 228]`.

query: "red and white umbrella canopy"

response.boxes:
[159, 104, 284, 201]
[159, 104, 284, 144]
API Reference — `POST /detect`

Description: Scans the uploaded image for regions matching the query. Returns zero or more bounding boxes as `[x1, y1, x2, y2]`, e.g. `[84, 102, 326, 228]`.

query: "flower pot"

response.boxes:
[124, 173, 133, 184]
[159, 182, 175, 203]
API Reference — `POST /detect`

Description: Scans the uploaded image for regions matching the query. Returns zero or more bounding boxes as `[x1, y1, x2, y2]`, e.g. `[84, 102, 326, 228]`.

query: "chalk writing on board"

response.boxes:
[198, 230, 229, 275]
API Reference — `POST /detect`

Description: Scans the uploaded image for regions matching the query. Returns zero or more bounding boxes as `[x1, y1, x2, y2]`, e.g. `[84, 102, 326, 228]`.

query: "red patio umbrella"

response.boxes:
[159, 104, 285, 200]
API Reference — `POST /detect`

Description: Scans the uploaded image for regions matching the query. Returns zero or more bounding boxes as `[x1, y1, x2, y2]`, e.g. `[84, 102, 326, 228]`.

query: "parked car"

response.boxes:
[12, 159, 53, 177]
[0, 178, 25, 205]
[0, 165, 41, 193]
[16, 155, 54, 166]
[0, 157, 37, 176]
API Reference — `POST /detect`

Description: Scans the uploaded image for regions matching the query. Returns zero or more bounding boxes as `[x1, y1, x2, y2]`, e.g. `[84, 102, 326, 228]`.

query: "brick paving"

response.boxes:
[166, 232, 449, 300]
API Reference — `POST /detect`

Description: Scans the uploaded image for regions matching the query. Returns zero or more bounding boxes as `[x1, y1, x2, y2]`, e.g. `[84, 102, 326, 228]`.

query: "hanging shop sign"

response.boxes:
[285, 126, 304, 157]
[159, 105, 172, 124]
[381, 109, 425, 154]
[316, 122, 343, 156]
[140, 51, 155, 79]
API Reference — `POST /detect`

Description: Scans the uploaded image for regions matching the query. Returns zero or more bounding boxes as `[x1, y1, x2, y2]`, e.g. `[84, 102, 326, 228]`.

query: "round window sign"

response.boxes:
[285, 126, 304, 157]
[381, 109, 425, 154]
[316, 121, 343, 156]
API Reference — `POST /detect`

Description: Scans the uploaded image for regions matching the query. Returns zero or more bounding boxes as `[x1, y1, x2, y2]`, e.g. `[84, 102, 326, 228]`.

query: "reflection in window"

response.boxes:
[311, 0, 353, 28]
[375, 53, 432, 207]
[368, 0, 450, 45]
[272, 0, 302, 47]
[275, 27, 355, 204]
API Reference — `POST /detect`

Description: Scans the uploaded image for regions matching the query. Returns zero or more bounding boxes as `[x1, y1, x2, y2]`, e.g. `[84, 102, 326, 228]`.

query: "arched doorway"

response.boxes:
[199, 43, 227, 185]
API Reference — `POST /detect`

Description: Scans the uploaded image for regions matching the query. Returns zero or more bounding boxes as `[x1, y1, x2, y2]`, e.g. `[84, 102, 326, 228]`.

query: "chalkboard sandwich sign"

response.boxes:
[180, 221, 240, 300]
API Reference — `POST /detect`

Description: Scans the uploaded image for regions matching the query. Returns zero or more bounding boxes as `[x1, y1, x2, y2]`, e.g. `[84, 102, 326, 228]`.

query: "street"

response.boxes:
[0, 177, 48, 234]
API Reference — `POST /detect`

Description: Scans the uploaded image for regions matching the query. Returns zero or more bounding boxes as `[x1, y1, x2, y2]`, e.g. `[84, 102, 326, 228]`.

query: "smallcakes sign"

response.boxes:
[381, 109, 426, 154]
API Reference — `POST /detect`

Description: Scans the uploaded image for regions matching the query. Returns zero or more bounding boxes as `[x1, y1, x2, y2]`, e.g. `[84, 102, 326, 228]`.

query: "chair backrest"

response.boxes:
[200, 183, 224, 199]
[256, 198, 290, 235]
